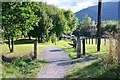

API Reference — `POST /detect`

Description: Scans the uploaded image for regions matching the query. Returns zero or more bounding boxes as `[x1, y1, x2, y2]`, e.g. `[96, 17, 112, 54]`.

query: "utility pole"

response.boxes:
[97, 0, 102, 51]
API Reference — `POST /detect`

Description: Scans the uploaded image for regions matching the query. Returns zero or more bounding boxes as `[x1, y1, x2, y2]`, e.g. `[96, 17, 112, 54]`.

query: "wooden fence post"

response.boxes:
[104, 37, 106, 45]
[82, 38, 85, 55]
[92, 36, 93, 44]
[95, 38, 97, 44]
[77, 36, 81, 58]
[86, 37, 87, 44]
[34, 39, 38, 59]
[89, 37, 90, 44]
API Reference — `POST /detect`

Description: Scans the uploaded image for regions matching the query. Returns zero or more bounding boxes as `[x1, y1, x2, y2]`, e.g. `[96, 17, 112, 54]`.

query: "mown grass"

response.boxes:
[0, 39, 113, 78]
[1, 39, 53, 58]
[1, 39, 53, 78]
[66, 59, 118, 78]
[0, 57, 2, 79]
[56, 39, 118, 78]
[56, 39, 109, 59]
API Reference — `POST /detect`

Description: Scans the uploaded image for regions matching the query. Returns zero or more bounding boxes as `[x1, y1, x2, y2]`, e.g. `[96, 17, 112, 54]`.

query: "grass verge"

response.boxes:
[2, 55, 46, 78]
[66, 59, 118, 78]
[56, 40, 109, 59]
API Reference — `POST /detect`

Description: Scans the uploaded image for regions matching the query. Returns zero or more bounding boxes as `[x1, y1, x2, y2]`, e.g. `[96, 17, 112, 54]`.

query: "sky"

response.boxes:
[36, 0, 119, 13]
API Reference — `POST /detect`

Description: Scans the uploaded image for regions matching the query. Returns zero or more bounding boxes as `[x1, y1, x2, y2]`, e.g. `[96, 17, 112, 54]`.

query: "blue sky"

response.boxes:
[36, 0, 119, 13]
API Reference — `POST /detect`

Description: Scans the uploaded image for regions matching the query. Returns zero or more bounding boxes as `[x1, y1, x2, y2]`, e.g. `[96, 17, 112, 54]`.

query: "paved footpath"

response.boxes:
[37, 46, 70, 78]
[37, 46, 100, 78]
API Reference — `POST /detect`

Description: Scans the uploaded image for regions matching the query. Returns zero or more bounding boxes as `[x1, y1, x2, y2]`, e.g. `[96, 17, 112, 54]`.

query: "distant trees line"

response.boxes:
[2, 2, 119, 52]
[73, 15, 119, 38]
[2, 2, 78, 52]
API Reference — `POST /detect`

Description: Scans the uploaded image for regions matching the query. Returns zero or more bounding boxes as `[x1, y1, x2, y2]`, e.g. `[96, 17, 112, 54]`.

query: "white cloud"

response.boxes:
[37, 0, 59, 5]
[70, 0, 95, 13]
[36, 0, 119, 13]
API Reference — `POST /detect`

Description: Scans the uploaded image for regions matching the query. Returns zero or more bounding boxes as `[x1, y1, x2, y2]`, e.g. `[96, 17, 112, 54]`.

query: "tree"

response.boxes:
[29, 2, 53, 43]
[52, 11, 67, 39]
[80, 15, 95, 37]
[101, 21, 118, 36]
[26, 2, 78, 43]
[2, 2, 39, 52]
[63, 10, 78, 35]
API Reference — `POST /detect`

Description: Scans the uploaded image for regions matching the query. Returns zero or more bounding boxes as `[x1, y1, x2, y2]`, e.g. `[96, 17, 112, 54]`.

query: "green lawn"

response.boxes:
[1, 39, 53, 58]
[56, 39, 109, 59]
[56, 39, 118, 78]
[1, 39, 116, 78]
[1, 39, 53, 78]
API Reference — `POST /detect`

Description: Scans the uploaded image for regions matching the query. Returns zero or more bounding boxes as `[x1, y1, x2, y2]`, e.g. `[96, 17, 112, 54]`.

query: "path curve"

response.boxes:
[37, 46, 70, 78]
[37, 46, 100, 78]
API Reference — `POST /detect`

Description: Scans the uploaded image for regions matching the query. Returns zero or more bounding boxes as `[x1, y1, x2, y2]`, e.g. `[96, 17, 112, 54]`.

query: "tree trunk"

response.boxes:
[46, 35, 49, 42]
[40, 36, 43, 43]
[38, 36, 40, 43]
[11, 37, 14, 52]
[8, 36, 14, 53]
[8, 37, 11, 51]
[29, 35, 31, 40]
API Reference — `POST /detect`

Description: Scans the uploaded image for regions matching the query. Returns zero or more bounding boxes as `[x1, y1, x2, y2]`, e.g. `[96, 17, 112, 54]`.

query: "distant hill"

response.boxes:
[75, 2, 119, 22]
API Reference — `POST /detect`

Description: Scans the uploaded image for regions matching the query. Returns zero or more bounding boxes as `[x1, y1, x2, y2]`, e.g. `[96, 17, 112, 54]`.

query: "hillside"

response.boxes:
[75, 2, 119, 22]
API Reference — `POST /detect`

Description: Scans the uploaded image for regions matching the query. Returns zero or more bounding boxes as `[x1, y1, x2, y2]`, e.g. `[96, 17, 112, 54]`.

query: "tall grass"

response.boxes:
[104, 32, 119, 65]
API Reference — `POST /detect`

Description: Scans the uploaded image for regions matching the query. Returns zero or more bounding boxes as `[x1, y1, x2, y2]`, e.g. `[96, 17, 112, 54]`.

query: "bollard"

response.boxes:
[34, 39, 38, 59]
[82, 38, 85, 55]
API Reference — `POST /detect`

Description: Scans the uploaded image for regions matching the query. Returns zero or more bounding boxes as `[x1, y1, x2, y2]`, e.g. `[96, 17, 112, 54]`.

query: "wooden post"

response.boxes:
[109, 37, 112, 55]
[92, 36, 93, 44]
[34, 39, 38, 59]
[95, 38, 97, 44]
[89, 37, 90, 44]
[86, 37, 87, 44]
[77, 36, 81, 58]
[77, 27, 81, 58]
[104, 37, 106, 45]
[11, 37, 14, 52]
[82, 38, 85, 55]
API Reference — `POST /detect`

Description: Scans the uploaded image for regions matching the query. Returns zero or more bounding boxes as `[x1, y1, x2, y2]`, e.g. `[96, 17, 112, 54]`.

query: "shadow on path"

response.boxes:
[49, 49, 62, 52]
[37, 46, 101, 78]
[57, 54, 101, 66]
